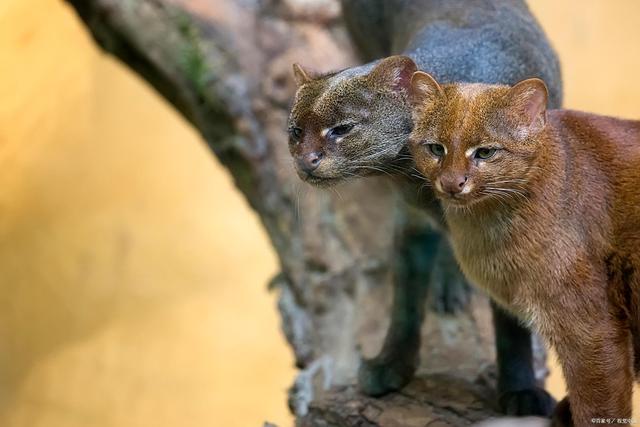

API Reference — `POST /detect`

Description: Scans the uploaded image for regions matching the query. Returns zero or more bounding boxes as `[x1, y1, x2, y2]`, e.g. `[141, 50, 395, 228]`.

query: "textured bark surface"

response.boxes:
[300, 376, 500, 427]
[64, 0, 517, 425]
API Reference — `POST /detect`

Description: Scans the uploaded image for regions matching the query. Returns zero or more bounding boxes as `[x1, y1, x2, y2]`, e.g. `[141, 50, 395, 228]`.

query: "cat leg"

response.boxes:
[552, 316, 633, 426]
[628, 268, 640, 379]
[606, 252, 640, 380]
[492, 301, 555, 417]
[550, 397, 572, 427]
[429, 238, 471, 314]
[633, 305, 640, 379]
[358, 226, 439, 396]
[632, 286, 640, 377]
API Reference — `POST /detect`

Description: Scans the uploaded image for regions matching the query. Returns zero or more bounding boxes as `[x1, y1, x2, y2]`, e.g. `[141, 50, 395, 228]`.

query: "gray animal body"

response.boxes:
[290, 0, 563, 416]
[343, 0, 561, 107]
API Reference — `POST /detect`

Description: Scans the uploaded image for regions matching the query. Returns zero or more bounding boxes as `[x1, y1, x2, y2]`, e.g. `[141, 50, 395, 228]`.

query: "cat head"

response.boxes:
[408, 72, 548, 208]
[287, 55, 417, 186]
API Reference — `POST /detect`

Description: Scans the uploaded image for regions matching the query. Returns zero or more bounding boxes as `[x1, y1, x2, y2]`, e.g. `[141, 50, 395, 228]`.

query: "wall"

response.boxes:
[0, 1, 293, 426]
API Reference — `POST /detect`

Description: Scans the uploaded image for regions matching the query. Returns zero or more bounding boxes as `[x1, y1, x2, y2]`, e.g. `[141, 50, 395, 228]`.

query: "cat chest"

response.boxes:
[449, 224, 584, 317]
[453, 244, 521, 306]
[448, 231, 549, 308]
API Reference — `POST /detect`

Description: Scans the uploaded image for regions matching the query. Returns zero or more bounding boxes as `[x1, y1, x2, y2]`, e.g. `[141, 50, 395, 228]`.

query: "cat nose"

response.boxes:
[439, 174, 468, 195]
[298, 151, 324, 174]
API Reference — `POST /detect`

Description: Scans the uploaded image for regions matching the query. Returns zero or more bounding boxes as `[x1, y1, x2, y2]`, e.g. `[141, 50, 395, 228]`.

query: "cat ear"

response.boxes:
[409, 71, 445, 111]
[503, 78, 548, 137]
[367, 55, 418, 94]
[292, 63, 313, 86]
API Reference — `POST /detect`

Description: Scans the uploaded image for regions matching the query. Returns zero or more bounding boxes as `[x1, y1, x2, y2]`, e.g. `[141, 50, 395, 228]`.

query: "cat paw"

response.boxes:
[550, 397, 572, 427]
[357, 353, 417, 397]
[499, 388, 556, 417]
[429, 273, 471, 314]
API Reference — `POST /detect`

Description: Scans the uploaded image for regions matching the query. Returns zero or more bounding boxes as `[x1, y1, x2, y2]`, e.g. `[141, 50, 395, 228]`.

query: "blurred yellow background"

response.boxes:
[0, 1, 639, 426]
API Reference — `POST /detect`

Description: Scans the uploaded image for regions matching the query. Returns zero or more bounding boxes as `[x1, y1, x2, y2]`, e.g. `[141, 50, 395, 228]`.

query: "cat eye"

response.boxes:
[289, 126, 303, 141]
[474, 147, 497, 160]
[428, 143, 446, 157]
[327, 124, 354, 139]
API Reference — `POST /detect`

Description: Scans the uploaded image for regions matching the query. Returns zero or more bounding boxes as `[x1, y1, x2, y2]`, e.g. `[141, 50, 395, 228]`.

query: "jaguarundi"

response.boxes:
[288, 0, 562, 415]
[408, 72, 640, 426]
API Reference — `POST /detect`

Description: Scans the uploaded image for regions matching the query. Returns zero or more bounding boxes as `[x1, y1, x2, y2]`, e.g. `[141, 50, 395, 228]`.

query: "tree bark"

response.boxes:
[63, 0, 529, 425]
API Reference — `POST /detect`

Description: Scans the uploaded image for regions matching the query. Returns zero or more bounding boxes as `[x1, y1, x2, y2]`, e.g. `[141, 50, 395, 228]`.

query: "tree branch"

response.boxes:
[63, 1, 515, 424]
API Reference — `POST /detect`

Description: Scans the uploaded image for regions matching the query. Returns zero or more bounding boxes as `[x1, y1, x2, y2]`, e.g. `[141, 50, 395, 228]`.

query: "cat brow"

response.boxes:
[464, 144, 501, 157]
[464, 147, 479, 157]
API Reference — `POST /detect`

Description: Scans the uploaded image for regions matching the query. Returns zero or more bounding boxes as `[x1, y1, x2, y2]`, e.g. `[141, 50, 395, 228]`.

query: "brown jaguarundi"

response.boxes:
[408, 72, 640, 426]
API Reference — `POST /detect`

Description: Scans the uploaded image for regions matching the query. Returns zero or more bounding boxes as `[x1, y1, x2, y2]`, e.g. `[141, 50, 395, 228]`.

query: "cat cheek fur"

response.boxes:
[409, 143, 439, 179]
